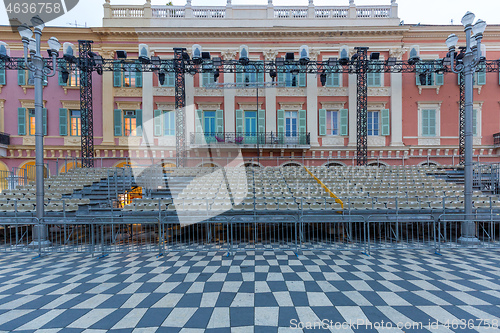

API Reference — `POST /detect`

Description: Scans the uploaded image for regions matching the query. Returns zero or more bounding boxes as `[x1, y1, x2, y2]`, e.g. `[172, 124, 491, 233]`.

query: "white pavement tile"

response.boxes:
[200, 292, 219, 308]
[344, 291, 372, 306]
[151, 293, 183, 308]
[230, 293, 254, 307]
[68, 309, 115, 328]
[207, 307, 230, 328]
[16, 309, 65, 331]
[112, 308, 148, 329]
[376, 292, 411, 306]
[286, 281, 305, 292]
[72, 294, 112, 309]
[307, 292, 333, 307]
[273, 292, 294, 307]
[162, 307, 197, 327]
[120, 293, 149, 308]
[255, 307, 279, 327]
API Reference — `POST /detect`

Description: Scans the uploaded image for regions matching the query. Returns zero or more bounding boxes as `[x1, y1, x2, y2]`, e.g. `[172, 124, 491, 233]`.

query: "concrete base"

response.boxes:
[458, 236, 480, 245]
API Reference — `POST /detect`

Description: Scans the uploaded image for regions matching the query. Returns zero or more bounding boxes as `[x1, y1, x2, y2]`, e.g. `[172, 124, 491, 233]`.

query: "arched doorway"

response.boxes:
[17, 160, 48, 184]
[59, 161, 82, 174]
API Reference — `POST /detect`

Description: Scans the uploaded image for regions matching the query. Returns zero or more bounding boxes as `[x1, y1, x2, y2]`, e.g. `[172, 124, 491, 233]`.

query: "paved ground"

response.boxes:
[0, 249, 499, 332]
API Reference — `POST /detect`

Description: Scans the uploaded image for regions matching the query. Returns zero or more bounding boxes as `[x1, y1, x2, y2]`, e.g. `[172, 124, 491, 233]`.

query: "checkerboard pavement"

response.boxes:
[0, 249, 499, 332]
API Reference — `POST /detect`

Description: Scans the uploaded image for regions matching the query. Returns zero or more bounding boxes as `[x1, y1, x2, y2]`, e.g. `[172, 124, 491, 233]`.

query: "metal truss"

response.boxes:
[78, 41, 94, 168]
[459, 72, 465, 165]
[2, 54, 499, 168]
[355, 48, 368, 166]
[174, 48, 187, 168]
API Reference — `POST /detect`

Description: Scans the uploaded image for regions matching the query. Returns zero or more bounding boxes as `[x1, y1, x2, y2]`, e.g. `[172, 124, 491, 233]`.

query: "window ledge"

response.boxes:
[63, 86, 80, 94]
[417, 85, 441, 95]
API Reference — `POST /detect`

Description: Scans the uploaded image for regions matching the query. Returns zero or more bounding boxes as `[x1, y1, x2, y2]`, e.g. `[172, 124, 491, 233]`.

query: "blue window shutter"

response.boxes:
[58, 59, 67, 86]
[135, 109, 142, 136]
[196, 109, 203, 133]
[415, 63, 422, 85]
[236, 65, 244, 84]
[298, 72, 306, 87]
[422, 110, 428, 136]
[258, 109, 265, 133]
[235, 109, 243, 134]
[167, 73, 175, 87]
[340, 109, 348, 136]
[277, 109, 285, 134]
[429, 110, 436, 136]
[135, 64, 143, 87]
[18, 108, 26, 135]
[42, 108, 47, 136]
[114, 109, 122, 136]
[216, 109, 224, 134]
[473, 109, 477, 136]
[59, 108, 68, 136]
[326, 73, 334, 87]
[298, 109, 306, 133]
[381, 109, 390, 136]
[477, 71, 486, 85]
[18, 61, 26, 86]
[113, 62, 121, 87]
[318, 109, 326, 136]
[435, 73, 444, 86]
[58, 70, 66, 86]
[257, 67, 264, 83]
[0, 61, 5, 85]
[277, 70, 285, 85]
[154, 109, 162, 136]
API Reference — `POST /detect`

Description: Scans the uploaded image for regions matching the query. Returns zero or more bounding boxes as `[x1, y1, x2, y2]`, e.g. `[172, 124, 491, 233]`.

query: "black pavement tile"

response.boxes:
[215, 292, 236, 307]
[230, 307, 254, 327]
[204, 282, 224, 292]
[184, 307, 213, 328]
[90, 308, 130, 330]
[278, 307, 299, 327]
[42, 309, 91, 329]
[176, 293, 203, 307]
[255, 293, 279, 307]
[96, 294, 131, 308]
[136, 308, 172, 327]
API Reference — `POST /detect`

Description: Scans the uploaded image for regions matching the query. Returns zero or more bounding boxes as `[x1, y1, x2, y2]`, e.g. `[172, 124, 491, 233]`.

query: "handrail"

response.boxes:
[303, 166, 344, 210]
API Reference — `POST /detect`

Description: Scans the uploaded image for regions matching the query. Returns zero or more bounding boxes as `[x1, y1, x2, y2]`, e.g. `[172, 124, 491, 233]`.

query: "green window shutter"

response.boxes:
[0, 62, 5, 85]
[258, 109, 265, 133]
[58, 70, 66, 86]
[235, 109, 243, 134]
[429, 110, 436, 136]
[114, 109, 122, 136]
[18, 108, 26, 135]
[135, 64, 143, 87]
[18, 61, 26, 86]
[340, 109, 348, 136]
[298, 109, 306, 133]
[422, 109, 428, 136]
[201, 73, 211, 87]
[298, 72, 306, 87]
[135, 109, 143, 136]
[477, 71, 486, 85]
[236, 65, 244, 84]
[42, 108, 47, 136]
[415, 63, 422, 85]
[58, 59, 67, 86]
[196, 109, 203, 133]
[473, 109, 477, 136]
[59, 108, 68, 136]
[381, 109, 390, 136]
[216, 109, 224, 134]
[167, 73, 175, 87]
[435, 73, 444, 86]
[277, 109, 285, 134]
[277, 70, 285, 84]
[113, 62, 121, 87]
[318, 109, 326, 136]
[326, 73, 334, 87]
[153, 109, 162, 136]
[258, 69, 264, 83]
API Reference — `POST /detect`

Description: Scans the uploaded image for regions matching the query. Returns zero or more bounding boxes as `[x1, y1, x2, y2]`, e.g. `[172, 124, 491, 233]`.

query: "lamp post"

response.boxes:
[445, 12, 486, 244]
[18, 16, 61, 244]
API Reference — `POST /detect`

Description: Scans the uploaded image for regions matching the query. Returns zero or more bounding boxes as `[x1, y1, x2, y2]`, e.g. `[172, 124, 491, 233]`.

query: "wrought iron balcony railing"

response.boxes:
[190, 132, 310, 146]
[0, 132, 10, 145]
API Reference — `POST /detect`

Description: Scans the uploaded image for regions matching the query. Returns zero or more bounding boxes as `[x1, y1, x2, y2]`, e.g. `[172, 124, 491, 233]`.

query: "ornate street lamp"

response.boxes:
[445, 12, 487, 244]
[18, 16, 61, 244]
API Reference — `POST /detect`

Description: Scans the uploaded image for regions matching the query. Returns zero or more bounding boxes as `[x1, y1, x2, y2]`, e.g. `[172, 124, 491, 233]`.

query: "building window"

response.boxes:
[159, 72, 175, 87]
[326, 111, 339, 135]
[68, 71, 80, 87]
[28, 108, 35, 136]
[277, 65, 306, 87]
[367, 111, 379, 136]
[285, 111, 298, 137]
[113, 62, 142, 88]
[123, 64, 136, 88]
[416, 61, 444, 86]
[367, 61, 382, 87]
[124, 110, 137, 136]
[70, 110, 81, 136]
[421, 109, 436, 136]
[201, 64, 218, 87]
[163, 110, 175, 136]
[236, 62, 264, 85]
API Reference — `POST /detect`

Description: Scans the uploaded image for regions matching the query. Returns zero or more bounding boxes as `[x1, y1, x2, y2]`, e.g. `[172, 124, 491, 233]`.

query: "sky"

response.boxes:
[1, 0, 499, 28]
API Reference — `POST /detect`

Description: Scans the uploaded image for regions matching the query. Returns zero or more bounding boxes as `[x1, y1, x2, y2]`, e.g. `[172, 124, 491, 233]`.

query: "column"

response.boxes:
[307, 72, 318, 146]
[101, 51, 115, 145]
[185, 73, 195, 143]
[264, 50, 278, 133]
[222, 50, 236, 134]
[390, 72, 404, 146]
[348, 73, 357, 146]
[142, 71, 154, 146]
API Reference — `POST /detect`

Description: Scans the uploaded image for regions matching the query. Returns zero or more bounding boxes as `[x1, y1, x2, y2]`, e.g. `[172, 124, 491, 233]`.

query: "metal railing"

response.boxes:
[190, 132, 310, 146]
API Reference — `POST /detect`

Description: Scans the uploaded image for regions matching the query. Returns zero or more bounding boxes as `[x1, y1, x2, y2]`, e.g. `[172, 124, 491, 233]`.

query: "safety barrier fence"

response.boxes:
[1, 214, 500, 257]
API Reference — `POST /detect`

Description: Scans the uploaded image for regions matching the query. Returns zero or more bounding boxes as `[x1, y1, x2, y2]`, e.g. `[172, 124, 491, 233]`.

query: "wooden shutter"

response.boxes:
[135, 109, 143, 136]
[18, 61, 26, 86]
[235, 109, 243, 134]
[429, 110, 436, 136]
[154, 109, 162, 136]
[318, 109, 326, 136]
[114, 109, 122, 136]
[277, 109, 285, 134]
[42, 108, 47, 136]
[257, 64, 265, 83]
[476, 71, 486, 85]
[0, 62, 5, 85]
[113, 62, 121, 87]
[59, 108, 68, 136]
[167, 73, 175, 87]
[435, 73, 444, 86]
[340, 109, 348, 136]
[298, 72, 306, 87]
[473, 109, 477, 136]
[18, 108, 26, 135]
[196, 109, 203, 133]
[135, 64, 143, 87]
[258, 109, 265, 133]
[381, 109, 390, 136]
[236, 65, 244, 84]
[216, 109, 224, 134]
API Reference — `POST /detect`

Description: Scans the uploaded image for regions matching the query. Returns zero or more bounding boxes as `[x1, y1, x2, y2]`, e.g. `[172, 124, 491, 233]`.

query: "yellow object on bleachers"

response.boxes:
[303, 166, 344, 210]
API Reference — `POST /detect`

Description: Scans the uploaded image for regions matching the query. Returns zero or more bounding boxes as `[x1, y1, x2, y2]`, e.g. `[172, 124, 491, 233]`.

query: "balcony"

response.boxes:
[0, 132, 9, 157]
[190, 132, 310, 149]
[494, 133, 500, 147]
